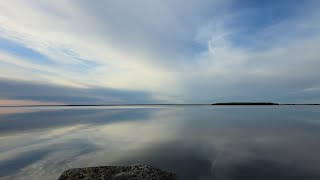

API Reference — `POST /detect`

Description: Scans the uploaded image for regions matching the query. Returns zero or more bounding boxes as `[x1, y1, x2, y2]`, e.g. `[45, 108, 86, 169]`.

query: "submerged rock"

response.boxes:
[58, 165, 179, 180]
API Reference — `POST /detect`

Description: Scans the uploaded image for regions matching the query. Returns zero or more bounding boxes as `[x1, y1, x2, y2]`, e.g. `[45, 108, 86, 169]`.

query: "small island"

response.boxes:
[212, 102, 279, 105]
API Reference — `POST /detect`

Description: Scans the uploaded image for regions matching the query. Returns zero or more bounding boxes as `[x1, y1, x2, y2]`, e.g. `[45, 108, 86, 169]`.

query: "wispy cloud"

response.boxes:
[0, 0, 319, 103]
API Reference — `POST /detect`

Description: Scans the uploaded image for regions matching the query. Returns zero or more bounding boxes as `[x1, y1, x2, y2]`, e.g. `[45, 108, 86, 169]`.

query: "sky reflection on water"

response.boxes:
[0, 106, 320, 180]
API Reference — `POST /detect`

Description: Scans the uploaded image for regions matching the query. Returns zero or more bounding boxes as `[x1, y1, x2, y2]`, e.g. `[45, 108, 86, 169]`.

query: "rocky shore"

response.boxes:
[58, 165, 179, 180]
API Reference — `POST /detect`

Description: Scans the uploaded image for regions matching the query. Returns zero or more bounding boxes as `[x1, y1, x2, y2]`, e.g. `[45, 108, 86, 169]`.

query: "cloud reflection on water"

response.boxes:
[0, 106, 320, 180]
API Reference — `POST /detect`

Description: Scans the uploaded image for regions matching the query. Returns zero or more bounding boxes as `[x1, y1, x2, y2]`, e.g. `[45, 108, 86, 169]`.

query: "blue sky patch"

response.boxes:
[0, 37, 54, 65]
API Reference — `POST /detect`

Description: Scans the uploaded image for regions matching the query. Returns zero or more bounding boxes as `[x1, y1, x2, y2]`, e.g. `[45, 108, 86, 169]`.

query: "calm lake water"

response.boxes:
[0, 105, 320, 180]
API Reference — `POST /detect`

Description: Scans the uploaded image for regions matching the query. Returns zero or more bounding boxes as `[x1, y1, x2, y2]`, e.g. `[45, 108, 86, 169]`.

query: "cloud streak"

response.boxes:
[0, 78, 154, 105]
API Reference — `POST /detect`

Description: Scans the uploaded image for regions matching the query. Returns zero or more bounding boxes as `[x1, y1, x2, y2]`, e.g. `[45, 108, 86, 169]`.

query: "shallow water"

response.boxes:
[0, 105, 320, 180]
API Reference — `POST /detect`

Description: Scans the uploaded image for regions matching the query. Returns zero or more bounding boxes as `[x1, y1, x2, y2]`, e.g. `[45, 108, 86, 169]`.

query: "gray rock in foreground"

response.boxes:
[58, 165, 179, 180]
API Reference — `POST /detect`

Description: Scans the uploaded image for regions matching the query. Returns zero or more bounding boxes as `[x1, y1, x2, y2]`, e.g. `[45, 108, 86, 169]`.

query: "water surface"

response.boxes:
[0, 105, 320, 180]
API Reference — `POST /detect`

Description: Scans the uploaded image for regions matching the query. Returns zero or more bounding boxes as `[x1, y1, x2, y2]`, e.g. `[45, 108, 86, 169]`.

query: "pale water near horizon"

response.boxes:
[0, 105, 320, 180]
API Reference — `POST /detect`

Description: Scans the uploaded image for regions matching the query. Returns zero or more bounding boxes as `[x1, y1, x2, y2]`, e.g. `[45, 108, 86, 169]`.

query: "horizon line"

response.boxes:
[1, 103, 320, 107]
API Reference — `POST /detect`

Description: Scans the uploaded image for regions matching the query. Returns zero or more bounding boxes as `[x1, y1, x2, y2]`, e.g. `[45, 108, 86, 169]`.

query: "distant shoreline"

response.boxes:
[212, 102, 279, 105]
[212, 102, 320, 105]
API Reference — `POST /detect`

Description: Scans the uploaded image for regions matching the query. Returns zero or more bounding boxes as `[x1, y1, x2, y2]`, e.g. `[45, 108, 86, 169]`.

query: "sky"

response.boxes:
[0, 0, 320, 105]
